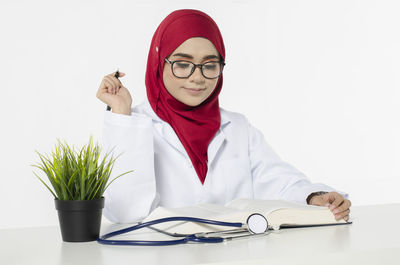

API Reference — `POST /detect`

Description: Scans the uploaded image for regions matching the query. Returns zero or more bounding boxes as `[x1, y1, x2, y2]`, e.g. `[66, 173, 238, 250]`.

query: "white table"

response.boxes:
[1, 204, 400, 265]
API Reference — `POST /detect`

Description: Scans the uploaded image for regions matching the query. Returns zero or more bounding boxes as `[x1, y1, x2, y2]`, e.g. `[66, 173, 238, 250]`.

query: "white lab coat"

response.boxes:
[102, 100, 346, 223]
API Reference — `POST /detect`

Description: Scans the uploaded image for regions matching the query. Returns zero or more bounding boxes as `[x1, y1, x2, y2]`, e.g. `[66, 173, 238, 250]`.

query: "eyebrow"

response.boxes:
[171, 53, 220, 60]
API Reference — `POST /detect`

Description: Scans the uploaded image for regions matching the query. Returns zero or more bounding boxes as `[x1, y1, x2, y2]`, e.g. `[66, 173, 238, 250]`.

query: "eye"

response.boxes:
[175, 62, 191, 69]
[204, 62, 218, 70]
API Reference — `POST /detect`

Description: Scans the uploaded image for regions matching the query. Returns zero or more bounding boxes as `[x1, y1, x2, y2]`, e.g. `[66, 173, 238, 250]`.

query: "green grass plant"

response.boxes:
[32, 137, 132, 200]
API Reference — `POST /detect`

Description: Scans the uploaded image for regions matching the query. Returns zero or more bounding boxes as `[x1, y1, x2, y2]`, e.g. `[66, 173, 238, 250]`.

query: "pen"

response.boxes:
[106, 69, 120, 111]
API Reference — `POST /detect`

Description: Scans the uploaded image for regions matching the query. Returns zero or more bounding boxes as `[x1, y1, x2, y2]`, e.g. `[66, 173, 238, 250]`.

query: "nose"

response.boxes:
[189, 66, 205, 83]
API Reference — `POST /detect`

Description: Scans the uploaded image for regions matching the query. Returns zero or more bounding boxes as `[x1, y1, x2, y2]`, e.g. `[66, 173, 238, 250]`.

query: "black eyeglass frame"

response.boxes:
[164, 58, 225, 79]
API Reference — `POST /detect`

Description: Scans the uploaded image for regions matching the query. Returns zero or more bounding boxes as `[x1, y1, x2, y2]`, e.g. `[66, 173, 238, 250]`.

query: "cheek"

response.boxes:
[207, 79, 219, 91]
[162, 66, 175, 92]
[162, 66, 168, 86]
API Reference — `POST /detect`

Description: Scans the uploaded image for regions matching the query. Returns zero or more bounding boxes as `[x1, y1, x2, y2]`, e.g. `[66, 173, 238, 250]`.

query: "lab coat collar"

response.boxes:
[139, 99, 231, 165]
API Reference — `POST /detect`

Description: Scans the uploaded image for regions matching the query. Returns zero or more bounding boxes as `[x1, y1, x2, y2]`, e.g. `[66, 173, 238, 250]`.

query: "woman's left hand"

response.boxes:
[308, 192, 351, 222]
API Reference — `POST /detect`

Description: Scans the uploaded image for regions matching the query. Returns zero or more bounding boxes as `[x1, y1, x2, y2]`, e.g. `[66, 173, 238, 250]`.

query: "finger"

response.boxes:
[104, 76, 122, 90]
[106, 79, 118, 95]
[332, 199, 351, 215]
[309, 195, 327, 206]
[109, 71, 125, 81]
[98, 80, 109, 93]
[116, 85, 124, 94]
[102, 78, 113, 91]
[334, 209, 350, 221]
[105, 74, 122, 86]
[344, 214, 350, 222]
[103, 79, 114, 94]
[327, 193, 345, 210]
[99, 79, 111, 93]
[108, 78, 121, 94]
[311, 193, 332, 207]
[116, 83, 124, 93]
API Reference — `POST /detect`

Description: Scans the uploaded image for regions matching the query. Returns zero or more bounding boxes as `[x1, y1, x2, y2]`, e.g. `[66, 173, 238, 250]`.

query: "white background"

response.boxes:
[0, 0, 399, 229]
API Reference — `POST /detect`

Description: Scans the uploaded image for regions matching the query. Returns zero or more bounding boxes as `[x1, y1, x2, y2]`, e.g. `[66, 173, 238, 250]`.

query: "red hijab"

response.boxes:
[145, 9, 225, 184]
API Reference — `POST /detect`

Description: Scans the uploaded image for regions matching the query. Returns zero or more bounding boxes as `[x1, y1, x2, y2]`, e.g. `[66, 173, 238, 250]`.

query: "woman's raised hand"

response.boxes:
[96, 71, 132, 115]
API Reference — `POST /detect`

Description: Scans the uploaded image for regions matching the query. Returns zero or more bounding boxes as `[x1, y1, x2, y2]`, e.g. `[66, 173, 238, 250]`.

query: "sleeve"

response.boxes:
[101, 109, 159, 223]
[248, 121, 348, 204]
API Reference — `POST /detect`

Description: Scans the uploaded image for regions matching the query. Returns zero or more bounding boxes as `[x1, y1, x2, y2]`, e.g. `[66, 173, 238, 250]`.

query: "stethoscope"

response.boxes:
[97, 213, 269, 246]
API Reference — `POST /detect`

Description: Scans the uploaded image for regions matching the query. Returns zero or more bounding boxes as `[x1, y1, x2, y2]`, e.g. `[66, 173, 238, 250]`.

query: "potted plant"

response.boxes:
[32, 137, 132, 242]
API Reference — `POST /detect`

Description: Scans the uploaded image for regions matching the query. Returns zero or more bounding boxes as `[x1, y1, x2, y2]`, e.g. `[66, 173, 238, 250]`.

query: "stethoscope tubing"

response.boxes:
[97, 216, 243, 246]
[97, 235, 224, 246]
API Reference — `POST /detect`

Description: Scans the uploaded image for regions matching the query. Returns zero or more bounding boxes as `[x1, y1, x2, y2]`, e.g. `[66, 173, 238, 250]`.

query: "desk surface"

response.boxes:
[1, 204, 400, 265]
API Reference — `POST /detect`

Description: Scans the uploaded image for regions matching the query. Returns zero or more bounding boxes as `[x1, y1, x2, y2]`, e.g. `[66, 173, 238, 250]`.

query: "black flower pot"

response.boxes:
[54, 197, 105, 242]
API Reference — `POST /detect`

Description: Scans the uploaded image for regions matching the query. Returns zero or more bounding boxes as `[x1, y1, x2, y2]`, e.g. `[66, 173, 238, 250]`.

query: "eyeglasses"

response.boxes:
[164, 58, 225, 79]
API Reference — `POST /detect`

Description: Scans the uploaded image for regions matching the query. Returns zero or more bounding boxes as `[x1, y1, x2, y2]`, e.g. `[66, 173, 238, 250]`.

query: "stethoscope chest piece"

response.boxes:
[246, 213, 269, 234]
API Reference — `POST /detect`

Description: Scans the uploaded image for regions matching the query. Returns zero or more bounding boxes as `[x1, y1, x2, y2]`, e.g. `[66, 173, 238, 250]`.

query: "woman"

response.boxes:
[96, 9, 351, 223]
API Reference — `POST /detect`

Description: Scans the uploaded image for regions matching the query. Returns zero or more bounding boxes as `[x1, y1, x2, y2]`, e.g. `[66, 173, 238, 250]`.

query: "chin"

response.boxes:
[181, 98, 204, 107]
[184, 101, 202, 107]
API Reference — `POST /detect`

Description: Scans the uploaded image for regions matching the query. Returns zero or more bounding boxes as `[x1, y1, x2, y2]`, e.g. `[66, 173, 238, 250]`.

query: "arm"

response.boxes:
[97, 71, 159, 223]
[101, 110, 159, 223]
[248, 121, 348, 205]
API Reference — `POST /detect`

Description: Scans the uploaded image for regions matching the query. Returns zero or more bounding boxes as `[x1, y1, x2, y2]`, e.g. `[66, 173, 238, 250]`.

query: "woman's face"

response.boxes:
[163, 37, 221, 107]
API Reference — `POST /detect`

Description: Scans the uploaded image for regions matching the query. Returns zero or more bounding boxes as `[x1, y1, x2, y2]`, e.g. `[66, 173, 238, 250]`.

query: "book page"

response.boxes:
[144, 203, 238, 221]
[143, 203, 249, 234]
[226, 198, 315, 212]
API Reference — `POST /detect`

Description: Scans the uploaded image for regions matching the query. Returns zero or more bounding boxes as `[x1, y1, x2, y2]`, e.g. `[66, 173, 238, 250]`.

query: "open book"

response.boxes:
[143, 198, 350, 234]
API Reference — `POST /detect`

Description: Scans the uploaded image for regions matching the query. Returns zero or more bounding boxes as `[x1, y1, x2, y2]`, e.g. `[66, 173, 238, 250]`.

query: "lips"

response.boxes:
[184, 87, 205, 91]
[183, 87, 205, 95]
